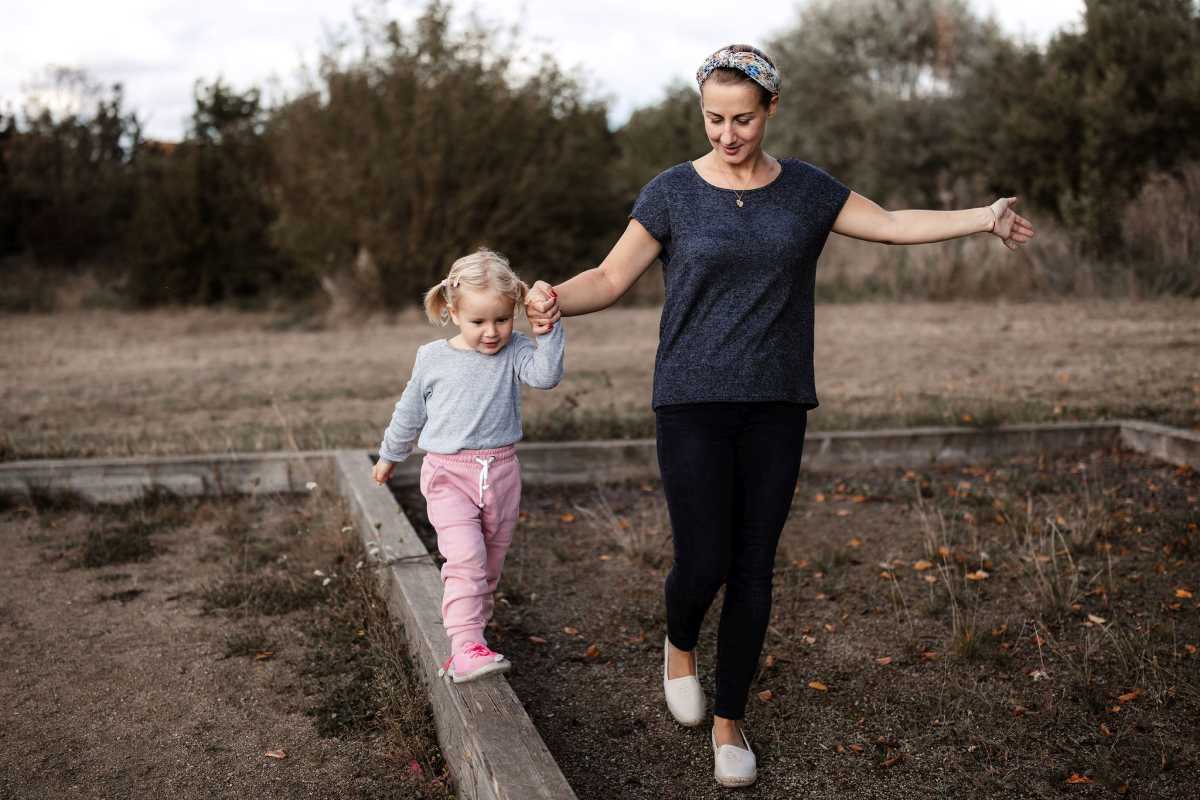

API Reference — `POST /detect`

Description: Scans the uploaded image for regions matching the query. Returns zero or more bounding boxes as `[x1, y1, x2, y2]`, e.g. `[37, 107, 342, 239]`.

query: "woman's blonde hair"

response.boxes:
[423, 248, 529, 326]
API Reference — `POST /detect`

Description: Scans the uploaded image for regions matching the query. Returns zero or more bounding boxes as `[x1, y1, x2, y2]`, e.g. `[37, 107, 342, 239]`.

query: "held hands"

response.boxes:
[988, 197, 1035, 251]
[525, 280, 561, 334]
[372, 459, 395, 486]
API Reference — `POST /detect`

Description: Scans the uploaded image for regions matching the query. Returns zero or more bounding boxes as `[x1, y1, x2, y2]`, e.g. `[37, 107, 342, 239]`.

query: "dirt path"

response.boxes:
[0, 491, 446, 800]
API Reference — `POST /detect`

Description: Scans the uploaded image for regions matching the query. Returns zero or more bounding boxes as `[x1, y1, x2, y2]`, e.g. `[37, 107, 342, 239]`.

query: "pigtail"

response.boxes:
[513, 278, 530, 318]
[423, 281, 451, 326]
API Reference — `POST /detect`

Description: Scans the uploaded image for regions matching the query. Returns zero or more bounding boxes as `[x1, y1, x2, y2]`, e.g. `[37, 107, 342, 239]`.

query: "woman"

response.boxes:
[525, 44, 1033, 787]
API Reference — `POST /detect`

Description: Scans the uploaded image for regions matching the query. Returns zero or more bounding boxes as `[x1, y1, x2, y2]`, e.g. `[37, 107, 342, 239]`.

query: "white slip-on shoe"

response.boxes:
[662, 637, 705, 726]
[712, 726, 757, 788]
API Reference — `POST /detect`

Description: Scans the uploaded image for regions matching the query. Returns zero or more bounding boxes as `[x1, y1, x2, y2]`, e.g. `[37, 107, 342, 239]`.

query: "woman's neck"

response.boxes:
[695, 149, 778, 189]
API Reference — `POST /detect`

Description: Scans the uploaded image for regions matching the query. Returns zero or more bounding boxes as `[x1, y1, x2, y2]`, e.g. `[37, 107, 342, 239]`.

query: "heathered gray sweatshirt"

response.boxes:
[378, 324, 565, 462]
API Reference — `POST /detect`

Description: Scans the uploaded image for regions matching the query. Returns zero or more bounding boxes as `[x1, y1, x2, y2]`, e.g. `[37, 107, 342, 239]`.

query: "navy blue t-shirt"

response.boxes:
[631, 159, 851, 410]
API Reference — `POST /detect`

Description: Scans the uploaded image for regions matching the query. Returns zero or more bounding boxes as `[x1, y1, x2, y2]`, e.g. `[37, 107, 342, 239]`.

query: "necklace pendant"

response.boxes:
[736, 198, 744, 208]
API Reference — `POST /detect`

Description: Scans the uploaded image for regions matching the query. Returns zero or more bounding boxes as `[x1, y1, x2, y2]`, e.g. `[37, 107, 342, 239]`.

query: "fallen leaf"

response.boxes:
[757, 690, 774, 702]
[834, 743, 845, 753]
[836, 509, 850, 517]
[1011, 706, 1026, 717]
[1176, 588, 1194, 599]
[875, 656, 893, 665]
[1087, 614, 1107, 625]
[1066, 774, 1093, 784]
[528, 635, 547, 645]
[1186, 644, 1197, 655]
[559, 513, 576, 523]
[848, 743, 864, 753]
[802, 635, 817, 645]
[848, 536, 863, 548]
[598, 554, 611, 561]
[937, 545, 951, 558]
[809, 680, 829, 692]
[966, 570, 990, 581]
[852, 495, 867, 504]
[814, 493, 826, 503]
[265, 750, 287, 760]
[585, 643, 600, 658]
[923, 574, 938, 584]
[1099, 723, 1112, 737]
[919, 650, 938, 662]
[1117, 688, 1141, 704]
[880, 753, 904, 768]
[764, 654, 776, 667]
[912, 559, 933, 571]
[1030, 668, 1050, 681]
[823, 623, 836, 633]
[254, 651, 274, 661]
[563, 626, 579, 636]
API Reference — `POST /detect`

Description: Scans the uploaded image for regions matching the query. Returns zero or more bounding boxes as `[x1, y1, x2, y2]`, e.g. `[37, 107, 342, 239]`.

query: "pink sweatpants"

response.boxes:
[420, 445, 521, 652]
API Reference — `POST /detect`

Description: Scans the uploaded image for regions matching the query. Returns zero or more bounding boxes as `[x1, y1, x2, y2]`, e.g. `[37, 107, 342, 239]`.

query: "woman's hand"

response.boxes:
[988, 197, 1035, 251]
[372, 459, 395, 486]
[525, 281, 561, 334]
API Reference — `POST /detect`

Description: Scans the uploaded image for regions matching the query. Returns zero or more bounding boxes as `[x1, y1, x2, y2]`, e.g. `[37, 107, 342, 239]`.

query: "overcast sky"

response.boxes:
[1, 0, 1085, 140]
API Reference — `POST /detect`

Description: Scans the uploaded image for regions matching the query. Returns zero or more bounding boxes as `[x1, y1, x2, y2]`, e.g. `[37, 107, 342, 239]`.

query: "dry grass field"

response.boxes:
[2, 300, 1198, 462]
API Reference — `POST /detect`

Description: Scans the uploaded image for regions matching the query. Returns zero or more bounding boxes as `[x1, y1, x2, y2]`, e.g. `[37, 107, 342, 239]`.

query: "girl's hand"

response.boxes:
[988, 197, 1035, 251]
[372, 459, 396, 486]
[525, 280, 561, 334]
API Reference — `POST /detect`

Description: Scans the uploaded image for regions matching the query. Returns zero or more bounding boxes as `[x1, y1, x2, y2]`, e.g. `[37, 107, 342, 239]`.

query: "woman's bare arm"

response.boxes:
[833, 192, 1035, 249]
[527, 219, 662, 325]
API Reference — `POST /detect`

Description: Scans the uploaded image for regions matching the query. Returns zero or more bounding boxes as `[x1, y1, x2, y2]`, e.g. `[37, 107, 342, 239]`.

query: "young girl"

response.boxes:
[371, 248, 564, 683]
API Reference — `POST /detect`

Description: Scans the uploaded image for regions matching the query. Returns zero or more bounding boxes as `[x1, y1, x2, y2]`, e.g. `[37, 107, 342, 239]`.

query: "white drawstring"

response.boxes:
[474, 456, 495, 506]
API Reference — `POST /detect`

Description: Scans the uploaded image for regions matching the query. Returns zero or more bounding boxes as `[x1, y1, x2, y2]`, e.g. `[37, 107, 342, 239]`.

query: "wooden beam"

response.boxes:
[0, 450, 335, 503]
[1120, 420, 1200, 469]
[334, 451, 577, 800]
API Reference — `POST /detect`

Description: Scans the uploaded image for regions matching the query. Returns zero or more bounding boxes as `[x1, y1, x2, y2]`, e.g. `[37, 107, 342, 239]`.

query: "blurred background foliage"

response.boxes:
[1, 0, 1198, 312]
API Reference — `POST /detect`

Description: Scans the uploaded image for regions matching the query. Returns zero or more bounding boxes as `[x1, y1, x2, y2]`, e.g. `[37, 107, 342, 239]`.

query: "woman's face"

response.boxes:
[700, 80, 777, 166]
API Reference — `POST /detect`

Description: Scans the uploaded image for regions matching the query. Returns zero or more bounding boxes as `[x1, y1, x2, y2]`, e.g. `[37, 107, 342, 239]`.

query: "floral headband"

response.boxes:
[695, 47, 780, 96]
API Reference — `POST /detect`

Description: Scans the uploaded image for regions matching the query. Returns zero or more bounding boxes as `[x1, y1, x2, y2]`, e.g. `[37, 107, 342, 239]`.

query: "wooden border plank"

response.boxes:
[1120, 420, 1200, 469]
[0, 451, 334, 502]
[333, 450, 577, 800]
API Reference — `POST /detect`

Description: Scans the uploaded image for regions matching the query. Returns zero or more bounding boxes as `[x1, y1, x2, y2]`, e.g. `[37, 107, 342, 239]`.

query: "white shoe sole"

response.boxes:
[446, 658, 511, 684]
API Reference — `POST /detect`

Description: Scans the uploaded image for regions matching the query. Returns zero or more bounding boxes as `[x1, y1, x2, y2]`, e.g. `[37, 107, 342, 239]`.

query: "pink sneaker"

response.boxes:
[437, 641, 512, 684]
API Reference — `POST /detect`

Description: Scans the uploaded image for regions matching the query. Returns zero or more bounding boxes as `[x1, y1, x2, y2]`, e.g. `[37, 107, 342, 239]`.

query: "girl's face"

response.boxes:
[700, 81, 777, 167]
[448, 287, 516, 355]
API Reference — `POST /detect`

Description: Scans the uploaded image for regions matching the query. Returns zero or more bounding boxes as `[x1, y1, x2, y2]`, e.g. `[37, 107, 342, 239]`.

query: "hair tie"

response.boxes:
[696, 47, 780, 96]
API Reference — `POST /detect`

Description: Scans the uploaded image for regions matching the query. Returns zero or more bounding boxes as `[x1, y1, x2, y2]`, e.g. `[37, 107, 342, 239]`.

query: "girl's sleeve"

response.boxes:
[511, 325, 565, 389]
[378, 349, 428, 462]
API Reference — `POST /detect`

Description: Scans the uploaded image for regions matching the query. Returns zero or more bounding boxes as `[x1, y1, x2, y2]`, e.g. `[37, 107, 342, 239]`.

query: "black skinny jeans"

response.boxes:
[657, 401, 808, 720]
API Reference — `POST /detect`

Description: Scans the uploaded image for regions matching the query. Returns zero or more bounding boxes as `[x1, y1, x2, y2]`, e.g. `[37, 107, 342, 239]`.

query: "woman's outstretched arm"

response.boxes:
[833, 192, 1035, 249]
[526, 218, 662, 327]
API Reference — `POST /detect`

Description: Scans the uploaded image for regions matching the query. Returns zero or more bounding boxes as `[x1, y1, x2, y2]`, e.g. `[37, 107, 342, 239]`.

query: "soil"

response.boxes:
[400, 447, 1200, 799]
[0, 485, 448, 800]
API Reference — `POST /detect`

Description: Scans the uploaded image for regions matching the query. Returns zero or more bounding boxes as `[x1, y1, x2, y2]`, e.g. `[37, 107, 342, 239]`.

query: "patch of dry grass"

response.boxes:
[3, 300, 1198, 461]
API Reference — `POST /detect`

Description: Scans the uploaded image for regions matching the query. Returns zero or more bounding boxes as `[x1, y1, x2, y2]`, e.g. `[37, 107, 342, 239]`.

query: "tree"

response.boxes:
[268, 1, 622, 310]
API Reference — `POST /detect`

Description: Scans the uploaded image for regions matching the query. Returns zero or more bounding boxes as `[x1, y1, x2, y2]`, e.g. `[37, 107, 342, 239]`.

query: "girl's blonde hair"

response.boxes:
[423, 248, 529, 326]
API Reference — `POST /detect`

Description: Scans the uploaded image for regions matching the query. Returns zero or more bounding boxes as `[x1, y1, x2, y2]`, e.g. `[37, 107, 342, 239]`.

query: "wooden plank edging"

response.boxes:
[1119, 420, 1200, 468]
[333, 450, 578, 800]
[0, 450, 336, 503]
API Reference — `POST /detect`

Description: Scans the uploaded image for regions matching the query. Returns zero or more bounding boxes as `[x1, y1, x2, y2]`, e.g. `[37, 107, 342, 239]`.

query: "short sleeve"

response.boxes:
[629, 171, 672, 244]
[798, 161, 852, 233]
